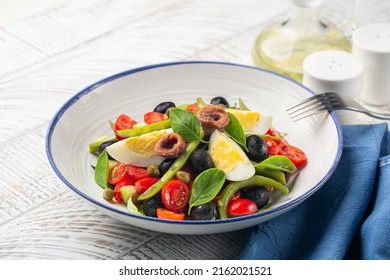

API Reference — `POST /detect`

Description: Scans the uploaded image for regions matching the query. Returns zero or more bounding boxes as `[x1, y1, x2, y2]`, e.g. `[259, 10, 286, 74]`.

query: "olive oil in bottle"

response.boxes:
[252, 0, 352, 82]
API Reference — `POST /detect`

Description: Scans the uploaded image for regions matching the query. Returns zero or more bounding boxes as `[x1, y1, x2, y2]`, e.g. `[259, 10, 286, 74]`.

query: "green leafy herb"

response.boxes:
[94, 149, 109, 188]
[224, 112, 247, 151]
[188, 168, 225, 215]
[169, 108, 204, 142]
[238, 98, 250, 110]
[255, 155, 297, 173]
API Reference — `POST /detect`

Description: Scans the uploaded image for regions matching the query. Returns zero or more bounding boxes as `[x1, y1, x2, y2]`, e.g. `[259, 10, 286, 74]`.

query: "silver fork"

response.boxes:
[287, 92, 390, 121]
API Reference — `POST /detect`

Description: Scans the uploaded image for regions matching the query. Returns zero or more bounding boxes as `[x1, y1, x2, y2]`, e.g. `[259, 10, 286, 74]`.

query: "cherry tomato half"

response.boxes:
[186, 103, 198, 114]
[108, 162, 129, 185]
[113, 178, 134, 202]
[134, 177, 159, 194]
[161, 180, 190, 211]
[144, 112, 165, 124]
[227, 198, 258, 217]
[264, 139, 280, 156]
[113, 114, 137, 140]
[156, 208, 185, 220]
[127, 165, 150, 181]
[266, 127, 282, 139]
[278, 142, 307, 169]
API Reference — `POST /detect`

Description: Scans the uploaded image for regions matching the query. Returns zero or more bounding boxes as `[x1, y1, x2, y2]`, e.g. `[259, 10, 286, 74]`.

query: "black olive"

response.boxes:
[153, 101, 176, 114]
[241, 187, 270, 209]
[189, 149, 214, 173]
[97, 140, 116, 155]
[190, 202, 218, 220]
[246, 135, 268, 162]
[142, 193, 164, 217]
[158, 157, 176, 176]
[98, 140, 117, 159]
[210, 96, 230, 107]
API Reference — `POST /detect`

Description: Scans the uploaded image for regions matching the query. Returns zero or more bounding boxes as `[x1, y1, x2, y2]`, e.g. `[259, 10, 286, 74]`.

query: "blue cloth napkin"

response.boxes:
[239, 123, 390, 260]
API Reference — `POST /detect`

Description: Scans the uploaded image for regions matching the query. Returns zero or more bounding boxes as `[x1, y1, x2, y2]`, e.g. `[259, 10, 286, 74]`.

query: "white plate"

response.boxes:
[46, 61, 342, 234]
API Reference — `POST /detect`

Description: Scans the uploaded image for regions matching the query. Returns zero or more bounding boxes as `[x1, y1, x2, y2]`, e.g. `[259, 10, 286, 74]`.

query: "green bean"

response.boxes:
[116, 119, 171, 138]
[89, 137, 117, 154]
[217, 175, 289, 219]
[254, 165, 286, 184]
[137, 137, 202, 200]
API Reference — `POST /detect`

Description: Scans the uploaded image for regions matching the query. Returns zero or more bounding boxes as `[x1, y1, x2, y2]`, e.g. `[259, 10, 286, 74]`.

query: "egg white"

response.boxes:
[208, 130, 255, 181]
[106, 129, 172, 167]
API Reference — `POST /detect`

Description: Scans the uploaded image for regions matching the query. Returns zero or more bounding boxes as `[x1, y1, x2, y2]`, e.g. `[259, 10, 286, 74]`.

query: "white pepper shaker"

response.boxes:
[303, 50, 364, 124]
[352, 23, 390, 106]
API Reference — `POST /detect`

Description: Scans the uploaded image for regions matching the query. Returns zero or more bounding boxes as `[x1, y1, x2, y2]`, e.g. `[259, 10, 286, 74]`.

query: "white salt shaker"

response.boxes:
[302, 50, 364, 124]
[352, 23, 390, 106]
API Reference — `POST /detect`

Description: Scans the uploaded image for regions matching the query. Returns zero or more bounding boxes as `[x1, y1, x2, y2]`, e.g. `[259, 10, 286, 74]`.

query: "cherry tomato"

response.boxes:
[266, 127, 282, 139]
[134, 177, 159, 194]
[161, 180, 190, 211]
[108, 162, 129, 185]
[186, 103, 198, 114]
[144, 112, 165, 124]
[156, 208, 185, 220]
[265, 139, 280, 156]
[113, 114, 137, 140]
[278, 142, 307, 169]
[127, 165, 149, 181]
[113, 178, 134, 202]
[227, 198, 258, 217]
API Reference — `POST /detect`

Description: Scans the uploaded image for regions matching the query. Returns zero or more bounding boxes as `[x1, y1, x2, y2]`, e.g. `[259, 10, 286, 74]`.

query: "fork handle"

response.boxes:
[341, 108, 390, 120]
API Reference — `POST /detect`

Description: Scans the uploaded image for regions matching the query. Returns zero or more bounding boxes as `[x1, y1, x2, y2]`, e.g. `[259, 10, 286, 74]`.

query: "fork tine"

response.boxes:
[287, 92, 343, 121]
[286, 94, 325, 112]
[286, 93, 339, 114]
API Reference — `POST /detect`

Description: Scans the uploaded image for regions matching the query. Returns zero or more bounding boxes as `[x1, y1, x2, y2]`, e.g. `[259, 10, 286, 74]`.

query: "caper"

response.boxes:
[147, 164, 160, 177]
[153, 101, 176, 114]
[190, 149, 214, 173]
[103, 187, 114, 201]
[210, 96, 229, 107]
[246, 135, 268, 162]
[176, 171, 191, 184]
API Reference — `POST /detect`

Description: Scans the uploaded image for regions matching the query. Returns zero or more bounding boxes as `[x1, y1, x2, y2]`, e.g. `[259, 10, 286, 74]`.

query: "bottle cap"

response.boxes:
[303, 50, 364, 98]
[303, 50, 364, 124]
[352, 23, 390, 105]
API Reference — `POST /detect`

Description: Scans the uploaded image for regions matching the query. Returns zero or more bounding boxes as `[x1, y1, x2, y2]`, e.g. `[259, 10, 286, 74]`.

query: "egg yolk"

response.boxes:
[126, 130, 168, 156]
[209, 132, 248, 172]
[226, 109, 260, 132]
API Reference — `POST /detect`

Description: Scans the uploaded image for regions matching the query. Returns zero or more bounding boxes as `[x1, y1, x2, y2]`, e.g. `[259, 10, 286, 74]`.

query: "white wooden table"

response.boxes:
[0, 0, 389, 260]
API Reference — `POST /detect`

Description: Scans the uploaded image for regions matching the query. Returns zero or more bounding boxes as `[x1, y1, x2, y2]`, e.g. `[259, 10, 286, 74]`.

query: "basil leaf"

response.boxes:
[169, 108, 203, 142]
[94, 149, 109, 188]
[255, 155, 297, 173]
[224, 112, 247, 151]
[188, 168, 225, 215]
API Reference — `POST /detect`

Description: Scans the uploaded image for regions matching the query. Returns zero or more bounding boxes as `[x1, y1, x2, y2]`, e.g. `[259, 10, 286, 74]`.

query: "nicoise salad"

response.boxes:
[88, 97, 307, 221]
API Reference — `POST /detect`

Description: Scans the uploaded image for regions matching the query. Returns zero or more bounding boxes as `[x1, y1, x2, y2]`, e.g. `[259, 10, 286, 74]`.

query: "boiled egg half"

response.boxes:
[226, 109, 272, 135]
[106, 128, 172, 167]
[208, 130, 255, 181]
